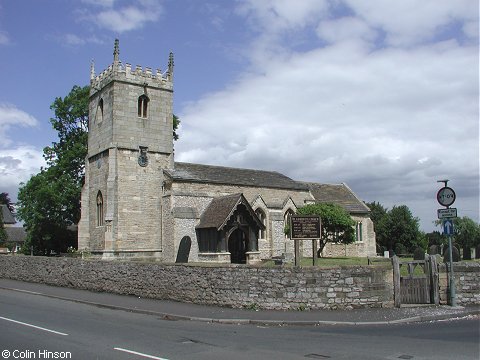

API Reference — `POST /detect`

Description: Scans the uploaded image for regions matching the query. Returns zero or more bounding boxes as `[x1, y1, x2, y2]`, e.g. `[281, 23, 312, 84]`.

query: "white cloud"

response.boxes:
[60, 33, 104, 46]
[0, 146, 46, 202]
[316, 17, 377, 44]
[236, 0, 329, 33]
[176, 1, 479, 230]
[234, 0, 330, 66]
[80, 0, 163, 33]
[0, 31, 9, 45]
[0, 104, 38, 147]
[81, 0, 115, 7]
[343, 0, 479, 46]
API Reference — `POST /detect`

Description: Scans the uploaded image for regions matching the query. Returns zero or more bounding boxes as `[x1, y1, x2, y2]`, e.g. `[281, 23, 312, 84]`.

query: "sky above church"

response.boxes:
[0, 0, 478, 231]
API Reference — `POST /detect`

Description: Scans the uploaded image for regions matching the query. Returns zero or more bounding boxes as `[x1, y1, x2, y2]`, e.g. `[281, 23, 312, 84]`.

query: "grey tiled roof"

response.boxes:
[167, 162, 309, 191]
[5, 227, 26, 243]
[1, 205, 15, 224]
[197, 193, 264, 230]
[306, 183, 370, 214]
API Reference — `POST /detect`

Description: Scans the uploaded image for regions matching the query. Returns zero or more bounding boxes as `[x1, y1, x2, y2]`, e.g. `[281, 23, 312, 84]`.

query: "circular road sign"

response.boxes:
[437, 187, 456, 207]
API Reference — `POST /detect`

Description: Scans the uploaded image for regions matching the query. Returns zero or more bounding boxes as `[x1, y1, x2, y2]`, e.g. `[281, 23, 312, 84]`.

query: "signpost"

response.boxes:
[443, 219, 454, 235]
[437, 187, 456, 207]
[290, 215, 321, 266]
[436, 179, 456, 306]
[437, 208, 457, 219]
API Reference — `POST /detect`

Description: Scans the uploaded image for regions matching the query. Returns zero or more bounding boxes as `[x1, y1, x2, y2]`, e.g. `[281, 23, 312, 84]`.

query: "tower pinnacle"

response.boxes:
[167, 52, 174, 81]
[90, 59, 95, 81]
[113, 39, 120, 66]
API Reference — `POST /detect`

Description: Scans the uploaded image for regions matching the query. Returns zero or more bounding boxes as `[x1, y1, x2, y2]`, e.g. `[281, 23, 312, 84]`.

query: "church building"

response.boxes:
[78, 40, 376, 263]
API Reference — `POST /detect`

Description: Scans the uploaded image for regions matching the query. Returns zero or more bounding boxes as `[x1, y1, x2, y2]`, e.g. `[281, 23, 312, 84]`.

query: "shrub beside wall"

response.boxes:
[0, 256, 393, 310]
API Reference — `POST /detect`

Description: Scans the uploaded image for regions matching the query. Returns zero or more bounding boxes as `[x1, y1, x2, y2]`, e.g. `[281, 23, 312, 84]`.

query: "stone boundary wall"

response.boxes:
[439, 262, 480, 306]
[1, 257, 478, 310]
[0, 256, 393, 310]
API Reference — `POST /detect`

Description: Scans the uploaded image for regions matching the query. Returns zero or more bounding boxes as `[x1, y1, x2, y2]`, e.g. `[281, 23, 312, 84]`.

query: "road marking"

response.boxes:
[114, 347, 169, 360]
[9, 288, 42, 295]
[0, 316, 68, 336]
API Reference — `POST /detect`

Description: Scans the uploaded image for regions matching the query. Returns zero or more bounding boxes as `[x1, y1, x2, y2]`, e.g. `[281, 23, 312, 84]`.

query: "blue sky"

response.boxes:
[0, 0, 478, 231]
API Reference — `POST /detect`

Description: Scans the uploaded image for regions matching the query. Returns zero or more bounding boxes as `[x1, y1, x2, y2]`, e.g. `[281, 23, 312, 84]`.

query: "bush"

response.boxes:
[413, 247, 426, 260]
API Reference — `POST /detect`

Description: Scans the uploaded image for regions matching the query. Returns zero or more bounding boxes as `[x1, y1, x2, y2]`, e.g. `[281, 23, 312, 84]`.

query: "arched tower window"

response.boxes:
[96, 191, 104, 227]
[138, 95, 149, 118]
[96, 98, 104, 123]
[255, 208, 266, 240]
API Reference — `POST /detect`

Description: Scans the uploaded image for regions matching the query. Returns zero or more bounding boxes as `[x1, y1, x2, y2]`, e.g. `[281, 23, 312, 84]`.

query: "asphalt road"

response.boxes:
[0, 288, 478, 360]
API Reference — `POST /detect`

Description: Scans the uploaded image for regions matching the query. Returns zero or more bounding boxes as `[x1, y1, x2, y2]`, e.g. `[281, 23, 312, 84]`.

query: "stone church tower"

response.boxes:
[78, 39, 174, 258]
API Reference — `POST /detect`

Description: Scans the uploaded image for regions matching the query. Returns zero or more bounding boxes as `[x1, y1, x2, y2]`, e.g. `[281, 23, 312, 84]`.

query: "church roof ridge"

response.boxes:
[168, 162, 309, 191]
[303, 182, 370, 214]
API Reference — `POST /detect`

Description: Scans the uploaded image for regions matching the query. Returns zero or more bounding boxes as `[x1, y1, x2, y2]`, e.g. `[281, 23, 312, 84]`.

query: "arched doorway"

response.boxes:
[228, 228, 248, 264]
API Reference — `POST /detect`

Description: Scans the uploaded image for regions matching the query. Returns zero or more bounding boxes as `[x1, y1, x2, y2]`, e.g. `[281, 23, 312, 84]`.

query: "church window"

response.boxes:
[255, 209, 266, 239]
[96, 98, 104, 123]
[96, 191, 104, 227]
[138, 95, 149, 118]
[197, 229, 218, 252]
[356, 221, 363, 242]
[284, 209, 295, 238]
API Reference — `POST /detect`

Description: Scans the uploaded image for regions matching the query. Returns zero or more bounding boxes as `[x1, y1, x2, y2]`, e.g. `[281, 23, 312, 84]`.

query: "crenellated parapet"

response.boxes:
[90, 39, 173, 95]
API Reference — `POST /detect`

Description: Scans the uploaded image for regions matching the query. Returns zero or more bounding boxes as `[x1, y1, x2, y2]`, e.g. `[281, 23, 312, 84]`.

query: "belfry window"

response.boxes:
[138, 95, 149, 118]
[96, 191, 104, 227]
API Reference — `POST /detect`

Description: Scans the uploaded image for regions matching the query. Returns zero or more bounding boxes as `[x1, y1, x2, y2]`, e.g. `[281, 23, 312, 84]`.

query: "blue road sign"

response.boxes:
[443, 219, 454, 236]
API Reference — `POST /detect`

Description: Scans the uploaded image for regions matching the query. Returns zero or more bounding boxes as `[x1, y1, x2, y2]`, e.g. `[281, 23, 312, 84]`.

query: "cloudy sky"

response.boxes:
[0, 0, 478, 231]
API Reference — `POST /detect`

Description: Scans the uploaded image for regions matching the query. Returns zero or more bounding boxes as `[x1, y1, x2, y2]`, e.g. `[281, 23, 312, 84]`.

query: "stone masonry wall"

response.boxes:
[438, 262, 480, 306]
[0, 256, 393, 310]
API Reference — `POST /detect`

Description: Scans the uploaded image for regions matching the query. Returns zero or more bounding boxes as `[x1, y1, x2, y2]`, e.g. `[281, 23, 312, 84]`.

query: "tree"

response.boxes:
[18, 170, 78, 254]
[453, 216, 480, 260]
[0, 209, 6, 243]
[0, 192, 14, 213]
[17, 85, 89, 255]
[173, 114, 181, 141]
[366, 202, 425, 254]
[0, 192, 14, 244]
[425, 231, 445, 247]
[384, 205, 425, 253]
[297, 203, 355, 256]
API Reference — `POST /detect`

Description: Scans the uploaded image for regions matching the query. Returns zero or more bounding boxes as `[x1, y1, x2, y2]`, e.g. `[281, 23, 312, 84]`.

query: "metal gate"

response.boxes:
[392, 255, 439, 307]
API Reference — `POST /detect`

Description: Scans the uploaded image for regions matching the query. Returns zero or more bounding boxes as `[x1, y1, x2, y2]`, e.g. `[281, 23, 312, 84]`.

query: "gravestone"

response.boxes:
[176, 236, 191, 263]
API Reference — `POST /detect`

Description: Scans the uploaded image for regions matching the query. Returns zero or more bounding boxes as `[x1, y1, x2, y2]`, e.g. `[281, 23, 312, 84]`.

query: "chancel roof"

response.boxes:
[306, 183, 370, 214]
[196, 193, 265, 230]
[167, 162, 309, 191]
